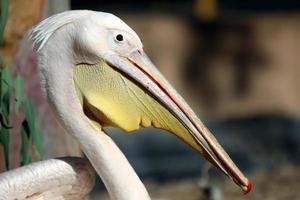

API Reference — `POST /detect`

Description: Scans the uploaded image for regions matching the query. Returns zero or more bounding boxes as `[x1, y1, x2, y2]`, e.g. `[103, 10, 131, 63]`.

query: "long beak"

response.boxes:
[103, 50, 251, 194]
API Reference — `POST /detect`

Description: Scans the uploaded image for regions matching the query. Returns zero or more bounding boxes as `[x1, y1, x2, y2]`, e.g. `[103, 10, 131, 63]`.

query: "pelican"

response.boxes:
[0, 10, 251, 199]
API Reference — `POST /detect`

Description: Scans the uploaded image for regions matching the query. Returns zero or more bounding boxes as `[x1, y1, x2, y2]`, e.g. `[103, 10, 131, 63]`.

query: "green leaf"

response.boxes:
[1, 67, 11, 101]
[0, 127, 10, 169]
[14, 75, 23, 114]
[0, 68, 11, 170]
[0, 0, 9, 44]
[20, 120, 31, 166]
[1, 91, 11, 128]
[1, 68, 11, 127]
[24, 97, 43, 158]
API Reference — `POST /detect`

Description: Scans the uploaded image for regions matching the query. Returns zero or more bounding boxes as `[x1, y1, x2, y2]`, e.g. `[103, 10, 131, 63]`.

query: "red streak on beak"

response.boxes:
[244, 179, 252, 195]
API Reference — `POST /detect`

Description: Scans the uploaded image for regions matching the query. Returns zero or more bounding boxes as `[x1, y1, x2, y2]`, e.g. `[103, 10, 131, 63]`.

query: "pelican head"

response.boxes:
[30, 10, 251, 195]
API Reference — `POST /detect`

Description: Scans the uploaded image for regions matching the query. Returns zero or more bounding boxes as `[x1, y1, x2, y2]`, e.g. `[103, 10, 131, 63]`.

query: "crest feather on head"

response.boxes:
[29, 10, 91, 52]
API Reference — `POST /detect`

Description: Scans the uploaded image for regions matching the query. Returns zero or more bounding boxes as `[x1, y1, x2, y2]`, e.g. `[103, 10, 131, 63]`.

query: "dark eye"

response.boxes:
[116, 34, 123, 42]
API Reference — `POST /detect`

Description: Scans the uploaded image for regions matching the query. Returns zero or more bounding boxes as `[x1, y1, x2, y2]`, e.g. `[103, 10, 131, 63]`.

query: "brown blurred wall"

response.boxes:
[0, 0, 43, 65]
[189, 15, 300, 119]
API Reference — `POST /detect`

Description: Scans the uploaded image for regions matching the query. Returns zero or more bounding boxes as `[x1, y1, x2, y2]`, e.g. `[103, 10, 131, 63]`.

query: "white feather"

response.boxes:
[29, 10, 89, 51]
[0, 158, 95, 200]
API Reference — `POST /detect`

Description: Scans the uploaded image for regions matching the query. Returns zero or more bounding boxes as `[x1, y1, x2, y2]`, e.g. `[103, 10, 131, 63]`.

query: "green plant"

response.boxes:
[0, 0, 8, 45]
[0, 0, 43, 170]
[0, 68, 44, 170]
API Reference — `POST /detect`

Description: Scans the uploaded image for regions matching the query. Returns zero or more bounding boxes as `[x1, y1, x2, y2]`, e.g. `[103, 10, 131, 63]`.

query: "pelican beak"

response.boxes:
[103, 49, 251, 194]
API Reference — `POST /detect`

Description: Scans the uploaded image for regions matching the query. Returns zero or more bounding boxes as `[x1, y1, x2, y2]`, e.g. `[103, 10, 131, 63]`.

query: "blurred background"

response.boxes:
[1, 0, 300, 199]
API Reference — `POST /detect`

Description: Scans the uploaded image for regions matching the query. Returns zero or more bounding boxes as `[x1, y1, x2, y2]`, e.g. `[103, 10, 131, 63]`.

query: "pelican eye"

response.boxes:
[116, 34, 123, 42]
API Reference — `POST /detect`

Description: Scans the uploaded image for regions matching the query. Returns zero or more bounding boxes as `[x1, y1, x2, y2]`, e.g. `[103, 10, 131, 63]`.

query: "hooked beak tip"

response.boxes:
[242, 178, 252, 195]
